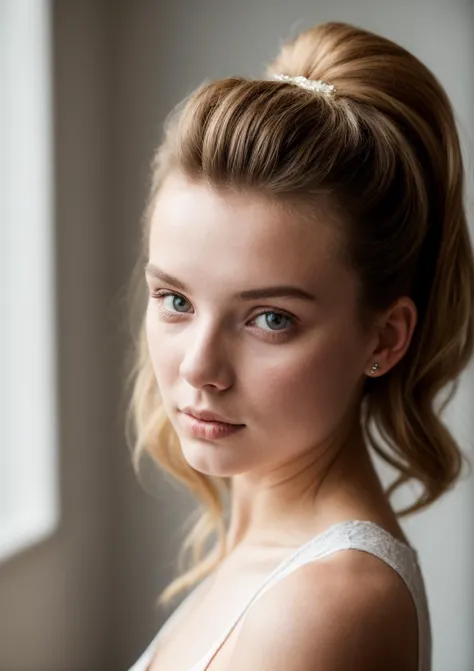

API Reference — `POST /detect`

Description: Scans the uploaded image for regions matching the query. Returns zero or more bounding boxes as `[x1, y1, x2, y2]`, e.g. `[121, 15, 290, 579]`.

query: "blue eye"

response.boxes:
[163, 293, 190, 313]
[252, 311, 293, 332]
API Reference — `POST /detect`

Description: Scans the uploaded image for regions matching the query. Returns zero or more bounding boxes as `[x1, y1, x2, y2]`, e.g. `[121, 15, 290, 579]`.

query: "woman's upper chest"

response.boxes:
[148, 548, 290, 671]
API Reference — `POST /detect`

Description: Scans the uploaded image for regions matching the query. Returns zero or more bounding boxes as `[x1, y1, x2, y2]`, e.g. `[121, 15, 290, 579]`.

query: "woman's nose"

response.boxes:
[179, 327, 234, 391]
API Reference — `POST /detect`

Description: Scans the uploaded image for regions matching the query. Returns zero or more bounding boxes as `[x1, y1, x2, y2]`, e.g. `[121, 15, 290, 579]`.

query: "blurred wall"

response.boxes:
[0, 2, 115, 670]
[0, 2, 472, 671]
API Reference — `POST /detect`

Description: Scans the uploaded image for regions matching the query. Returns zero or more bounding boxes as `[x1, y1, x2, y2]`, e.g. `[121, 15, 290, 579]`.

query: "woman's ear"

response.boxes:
[365, 297, 418, 376]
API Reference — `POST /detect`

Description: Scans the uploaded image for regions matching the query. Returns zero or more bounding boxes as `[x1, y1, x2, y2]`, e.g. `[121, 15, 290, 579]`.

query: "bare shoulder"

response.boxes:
[227, 550, 418, 671]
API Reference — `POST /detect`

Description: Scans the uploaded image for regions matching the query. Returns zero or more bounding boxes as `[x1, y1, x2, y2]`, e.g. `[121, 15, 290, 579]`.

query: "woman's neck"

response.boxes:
[225, 431, 389, 553]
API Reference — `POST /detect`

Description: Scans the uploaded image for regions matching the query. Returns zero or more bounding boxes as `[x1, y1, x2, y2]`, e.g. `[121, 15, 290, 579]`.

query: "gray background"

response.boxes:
[0, 1, 472, 670]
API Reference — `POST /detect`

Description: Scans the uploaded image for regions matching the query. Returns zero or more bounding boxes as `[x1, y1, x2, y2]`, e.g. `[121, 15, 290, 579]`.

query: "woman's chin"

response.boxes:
[179, 439, 246, 477]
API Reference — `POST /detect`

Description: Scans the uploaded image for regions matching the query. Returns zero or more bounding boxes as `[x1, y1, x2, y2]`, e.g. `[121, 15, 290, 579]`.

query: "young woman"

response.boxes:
[125, 21, 474, 671]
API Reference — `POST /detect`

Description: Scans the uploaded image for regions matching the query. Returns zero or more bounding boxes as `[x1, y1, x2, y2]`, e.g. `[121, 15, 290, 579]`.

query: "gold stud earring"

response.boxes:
[369, 362, 381, 375]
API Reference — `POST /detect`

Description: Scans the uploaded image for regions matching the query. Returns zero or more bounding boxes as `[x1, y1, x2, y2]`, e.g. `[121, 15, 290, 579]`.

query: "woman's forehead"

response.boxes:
[149, 175, 340, 269]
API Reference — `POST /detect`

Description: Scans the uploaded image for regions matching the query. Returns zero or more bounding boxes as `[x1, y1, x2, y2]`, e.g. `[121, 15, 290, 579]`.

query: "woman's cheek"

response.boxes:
[281, 334, 359, 424]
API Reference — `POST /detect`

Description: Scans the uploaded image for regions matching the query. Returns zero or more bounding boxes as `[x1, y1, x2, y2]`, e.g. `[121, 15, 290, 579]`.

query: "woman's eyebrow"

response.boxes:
[144, 263, 318, 303]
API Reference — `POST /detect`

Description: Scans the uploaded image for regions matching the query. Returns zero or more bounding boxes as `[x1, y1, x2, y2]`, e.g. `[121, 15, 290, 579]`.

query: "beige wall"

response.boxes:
[0, 2, 115, 669]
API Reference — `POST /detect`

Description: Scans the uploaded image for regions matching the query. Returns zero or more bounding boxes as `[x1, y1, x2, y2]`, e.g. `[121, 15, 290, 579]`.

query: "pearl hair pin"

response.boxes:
[272, 73, 336, 96]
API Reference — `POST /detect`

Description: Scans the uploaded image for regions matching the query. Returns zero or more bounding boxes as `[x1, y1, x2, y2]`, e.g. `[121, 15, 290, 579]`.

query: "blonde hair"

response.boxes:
[124, 21, 474, 607]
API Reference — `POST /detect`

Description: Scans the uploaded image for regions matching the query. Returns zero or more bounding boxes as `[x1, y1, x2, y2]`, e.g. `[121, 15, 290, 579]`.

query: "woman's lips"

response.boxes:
[179, 411, 245, 440]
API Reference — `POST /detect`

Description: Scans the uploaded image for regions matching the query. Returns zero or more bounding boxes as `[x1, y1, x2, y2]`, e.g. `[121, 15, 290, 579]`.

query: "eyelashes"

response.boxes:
[149, 290, 297, 341]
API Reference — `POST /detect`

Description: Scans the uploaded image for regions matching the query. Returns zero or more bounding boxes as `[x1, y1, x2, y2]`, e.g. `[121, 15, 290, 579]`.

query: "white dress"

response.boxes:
[128, 519, 432, 671]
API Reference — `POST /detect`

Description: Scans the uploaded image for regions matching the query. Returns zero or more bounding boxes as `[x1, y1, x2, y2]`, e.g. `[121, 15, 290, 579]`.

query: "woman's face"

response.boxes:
[145, 173, 373, 477]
